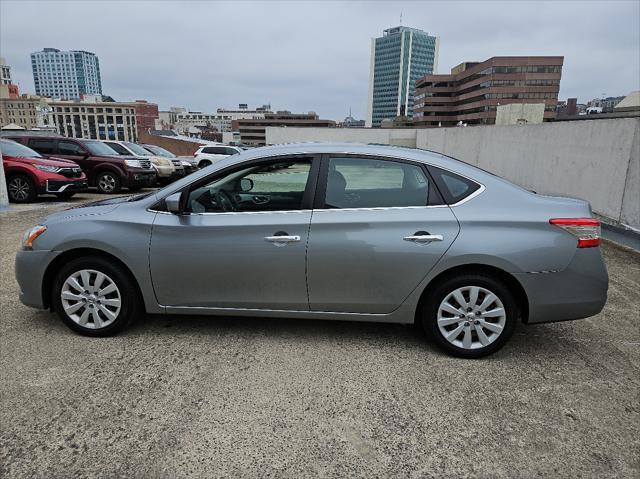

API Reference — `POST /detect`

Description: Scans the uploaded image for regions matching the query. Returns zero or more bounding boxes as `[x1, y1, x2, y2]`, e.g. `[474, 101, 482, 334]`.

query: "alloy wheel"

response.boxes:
[8, 177, 30, 201]
[437, 286, 506, 350]
[98, 174, 116, 192]
[60, 269, 122, 329]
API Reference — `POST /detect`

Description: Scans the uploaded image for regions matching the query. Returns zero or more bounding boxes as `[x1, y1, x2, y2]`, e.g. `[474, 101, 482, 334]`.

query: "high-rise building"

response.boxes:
[0, 57, 19, 100]
[413, 56, 563, 127]
[31, 48, 102, 99]
[366, 26, 439, 128]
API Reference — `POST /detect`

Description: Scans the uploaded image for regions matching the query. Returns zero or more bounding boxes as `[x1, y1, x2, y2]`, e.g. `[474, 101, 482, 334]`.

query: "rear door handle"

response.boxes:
[403, 234, 444, 243]
[264, 235, 301, 244]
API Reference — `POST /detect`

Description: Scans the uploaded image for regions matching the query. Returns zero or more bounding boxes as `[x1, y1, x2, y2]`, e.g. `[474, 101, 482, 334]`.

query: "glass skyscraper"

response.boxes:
[31, 48, 102, 100]
[366, 27, 439, 128]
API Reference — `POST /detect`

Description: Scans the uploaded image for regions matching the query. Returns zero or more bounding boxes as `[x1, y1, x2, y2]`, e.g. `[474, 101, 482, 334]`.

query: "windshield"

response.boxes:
[122, 141, 152, 156]
[83, 140, 121, 156]
[0, 140, 43, 158]
[144, 144, 175, 158]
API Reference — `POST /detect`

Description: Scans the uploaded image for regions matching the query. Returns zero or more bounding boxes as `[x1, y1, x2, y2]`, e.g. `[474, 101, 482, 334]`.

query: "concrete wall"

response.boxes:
[265, 118, 640, 230]
[266, 127, 418, 148]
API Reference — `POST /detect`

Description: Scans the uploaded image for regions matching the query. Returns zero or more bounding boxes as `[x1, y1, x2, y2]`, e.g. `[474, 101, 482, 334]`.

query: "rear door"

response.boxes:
[306, 155, 460, 314]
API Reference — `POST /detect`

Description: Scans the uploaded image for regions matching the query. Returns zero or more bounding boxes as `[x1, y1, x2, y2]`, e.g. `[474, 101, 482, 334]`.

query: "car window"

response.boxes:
[186, 159, 312, 213]
[201, 146, 237, 155]
[82, 140, 122, 156]
[144, 145, 175, 158]
[58, 140, 86, 156]
[122, 141, 152, 156]
[428, 166, 481, 204]
[0, 140, 43, 158]
[28, 139, 56, 155]
[324, 157, 430, 209]
[104, 142, 130, 155]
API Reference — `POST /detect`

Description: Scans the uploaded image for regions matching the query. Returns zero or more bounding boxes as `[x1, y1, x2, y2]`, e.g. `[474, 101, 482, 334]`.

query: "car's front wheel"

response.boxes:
[7, 174, 37, 203]
[198, 160, 212, 168]
[96, 171, 121, 194]
[421, 273, 517, 358]
[52, 256, 141, 336]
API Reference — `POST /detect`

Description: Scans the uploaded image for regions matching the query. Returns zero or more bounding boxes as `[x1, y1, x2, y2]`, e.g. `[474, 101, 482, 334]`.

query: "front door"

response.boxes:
[307, 155, 460, 314]
[150, 156, 318, 310]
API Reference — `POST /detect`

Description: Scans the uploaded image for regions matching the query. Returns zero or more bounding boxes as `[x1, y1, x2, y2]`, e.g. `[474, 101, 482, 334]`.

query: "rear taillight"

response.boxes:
[550, 218, 601, 248]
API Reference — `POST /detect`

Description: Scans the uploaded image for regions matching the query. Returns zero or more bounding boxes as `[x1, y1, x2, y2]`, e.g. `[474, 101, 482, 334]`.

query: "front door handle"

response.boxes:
[264, 235, 301, 245]
[403, 234, 444, 243]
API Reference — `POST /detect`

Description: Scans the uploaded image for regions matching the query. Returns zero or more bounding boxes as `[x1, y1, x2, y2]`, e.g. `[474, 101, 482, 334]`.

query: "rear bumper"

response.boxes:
[515, 247, 608, 324]
[15, 249, 60, 309]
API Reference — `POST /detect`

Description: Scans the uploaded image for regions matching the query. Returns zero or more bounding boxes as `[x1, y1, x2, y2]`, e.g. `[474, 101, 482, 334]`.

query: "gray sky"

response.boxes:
[1, 0, 638, 120]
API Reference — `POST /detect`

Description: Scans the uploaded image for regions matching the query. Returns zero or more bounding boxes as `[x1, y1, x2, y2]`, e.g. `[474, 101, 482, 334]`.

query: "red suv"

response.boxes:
[8, 136, 156, 194]
[1, 139, 88, 203]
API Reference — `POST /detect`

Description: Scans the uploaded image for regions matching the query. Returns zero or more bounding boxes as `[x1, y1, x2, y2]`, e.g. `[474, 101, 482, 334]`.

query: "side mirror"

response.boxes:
[165, 192, 183, 214]
[240, 178, 254, 192]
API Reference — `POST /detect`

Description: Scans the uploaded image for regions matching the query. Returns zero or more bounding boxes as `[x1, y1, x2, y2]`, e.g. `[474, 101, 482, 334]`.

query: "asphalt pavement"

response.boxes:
[1, 192, 638, 478]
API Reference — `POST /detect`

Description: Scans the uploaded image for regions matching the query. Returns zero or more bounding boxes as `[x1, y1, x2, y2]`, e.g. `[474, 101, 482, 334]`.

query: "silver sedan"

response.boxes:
[15, 143, 608, 358]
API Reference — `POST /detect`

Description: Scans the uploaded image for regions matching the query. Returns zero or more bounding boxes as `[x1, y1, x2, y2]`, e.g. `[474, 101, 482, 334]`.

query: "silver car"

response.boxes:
[15, 143, 608, 358]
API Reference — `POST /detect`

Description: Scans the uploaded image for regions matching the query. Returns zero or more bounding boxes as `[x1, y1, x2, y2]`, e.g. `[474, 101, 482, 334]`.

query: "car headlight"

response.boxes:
[124, 159, 143, 168]
[181, 160, 191, 167]
[22, 225, 47, 250]
[34, 164, 61, 173]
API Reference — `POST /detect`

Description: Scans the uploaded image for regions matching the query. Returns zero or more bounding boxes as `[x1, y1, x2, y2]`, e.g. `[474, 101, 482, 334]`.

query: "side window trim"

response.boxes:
[173, 154, 322, 214]
[314, 154, 445, 210]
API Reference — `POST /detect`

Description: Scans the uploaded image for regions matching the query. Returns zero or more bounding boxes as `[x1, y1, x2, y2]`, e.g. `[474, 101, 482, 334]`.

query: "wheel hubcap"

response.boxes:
[437, 286, 506, 350]
[61, 269, 121, 329]
[8, 178, 29, 200]
[99, 175, 116, 192]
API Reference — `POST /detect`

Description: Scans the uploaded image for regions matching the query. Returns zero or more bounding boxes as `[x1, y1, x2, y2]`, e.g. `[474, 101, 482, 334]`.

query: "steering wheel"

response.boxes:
[215, 190, 238, 212]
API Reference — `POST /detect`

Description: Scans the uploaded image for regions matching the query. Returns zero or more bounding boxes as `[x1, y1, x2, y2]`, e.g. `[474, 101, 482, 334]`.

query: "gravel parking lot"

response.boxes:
[1, 192, 639, 478]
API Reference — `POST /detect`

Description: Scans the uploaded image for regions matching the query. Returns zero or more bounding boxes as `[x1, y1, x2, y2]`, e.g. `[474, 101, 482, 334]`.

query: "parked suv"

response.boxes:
[102, 140, 184, 185]
[8, 136, 156, 194]
[1, 139, 87, 203]
[142, 144, 198, 175]
[193, 144, 242, 168]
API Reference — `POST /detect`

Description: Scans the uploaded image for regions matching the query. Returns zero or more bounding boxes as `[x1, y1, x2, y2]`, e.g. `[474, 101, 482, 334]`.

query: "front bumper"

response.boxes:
[152, 164, 175, 178]
[125, 170, 157, 187]
[515, 247, 609, 324]
[15, 249, 61, 309]
[42, 179, 88, 194]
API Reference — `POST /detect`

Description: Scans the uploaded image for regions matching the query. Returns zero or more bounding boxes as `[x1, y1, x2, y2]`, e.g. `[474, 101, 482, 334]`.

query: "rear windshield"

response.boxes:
[0, 140, 43, 158]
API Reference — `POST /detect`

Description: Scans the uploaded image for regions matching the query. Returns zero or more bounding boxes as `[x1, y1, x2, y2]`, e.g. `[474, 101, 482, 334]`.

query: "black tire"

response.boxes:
[198, 160, 212, 168]
[52, 256, 142, 337]
[55, 191, 76, 200]
[421, 273, 517, 359]
[95, 171, 122, 194]
[7, 174, 37, 203]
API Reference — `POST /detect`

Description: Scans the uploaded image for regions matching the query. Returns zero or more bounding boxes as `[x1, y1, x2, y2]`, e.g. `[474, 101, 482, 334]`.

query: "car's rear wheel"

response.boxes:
[7, 174, 37, 203]
[96, 171, 121, 194]
[52, 257, 141, 336]
[421, 274, 517, 358]
[198, 160, 212, 168]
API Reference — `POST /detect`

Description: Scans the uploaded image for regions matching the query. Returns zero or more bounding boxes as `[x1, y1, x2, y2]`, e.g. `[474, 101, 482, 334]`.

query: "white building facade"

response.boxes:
[31, 48, 102, 99]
